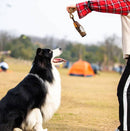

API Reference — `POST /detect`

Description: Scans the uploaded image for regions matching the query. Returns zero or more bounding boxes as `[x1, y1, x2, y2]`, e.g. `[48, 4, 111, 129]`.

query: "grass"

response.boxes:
[0, 58, 121, 131]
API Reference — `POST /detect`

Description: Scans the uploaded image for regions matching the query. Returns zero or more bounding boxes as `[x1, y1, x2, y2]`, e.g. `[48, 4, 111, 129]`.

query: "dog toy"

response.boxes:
[69, 10, 86, 37]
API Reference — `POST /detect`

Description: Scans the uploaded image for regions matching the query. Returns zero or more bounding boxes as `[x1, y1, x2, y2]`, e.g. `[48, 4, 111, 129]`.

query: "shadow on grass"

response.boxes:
[45, 123, 100, 131]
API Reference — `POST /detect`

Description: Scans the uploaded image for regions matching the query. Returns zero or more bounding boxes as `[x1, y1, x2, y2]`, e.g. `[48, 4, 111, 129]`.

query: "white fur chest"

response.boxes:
[41, 65, 61, 122]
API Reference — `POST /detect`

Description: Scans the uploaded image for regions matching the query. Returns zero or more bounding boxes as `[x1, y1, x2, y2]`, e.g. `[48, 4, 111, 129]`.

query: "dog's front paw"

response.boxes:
[13, 128, 23, 131]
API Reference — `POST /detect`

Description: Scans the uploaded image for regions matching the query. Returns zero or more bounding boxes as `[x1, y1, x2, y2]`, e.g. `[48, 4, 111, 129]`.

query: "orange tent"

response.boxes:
[69, 59, 95, 77]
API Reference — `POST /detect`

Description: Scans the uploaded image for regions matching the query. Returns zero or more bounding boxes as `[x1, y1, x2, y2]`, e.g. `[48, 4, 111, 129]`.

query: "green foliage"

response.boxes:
[61, 42, 124, 65]
[60, 35, 124, 66]
[0, 31, 124, 65]
[5, 35, 39, 60]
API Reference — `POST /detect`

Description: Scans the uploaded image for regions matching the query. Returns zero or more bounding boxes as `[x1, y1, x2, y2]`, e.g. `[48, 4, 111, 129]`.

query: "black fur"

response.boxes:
[30, 48, 54, 83]
[0, 48, 54, 131]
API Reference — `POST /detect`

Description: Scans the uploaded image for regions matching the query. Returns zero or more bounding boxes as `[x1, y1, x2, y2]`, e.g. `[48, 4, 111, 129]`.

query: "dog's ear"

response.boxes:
[36, 48, 42, 56]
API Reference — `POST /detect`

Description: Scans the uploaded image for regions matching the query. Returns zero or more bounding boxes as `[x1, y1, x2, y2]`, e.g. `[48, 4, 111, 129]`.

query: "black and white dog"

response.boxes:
[0, 48, 65, 131]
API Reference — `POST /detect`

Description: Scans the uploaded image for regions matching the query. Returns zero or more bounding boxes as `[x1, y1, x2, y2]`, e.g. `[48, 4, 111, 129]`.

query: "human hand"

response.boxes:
[66, 5, 77, 14]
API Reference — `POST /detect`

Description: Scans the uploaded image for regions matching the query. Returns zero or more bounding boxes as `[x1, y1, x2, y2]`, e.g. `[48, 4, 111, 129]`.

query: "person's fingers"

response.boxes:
[66, 5, 77, 13]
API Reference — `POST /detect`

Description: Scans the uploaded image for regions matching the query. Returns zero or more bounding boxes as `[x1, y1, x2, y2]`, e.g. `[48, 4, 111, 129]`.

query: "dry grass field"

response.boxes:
[0, 58, 121, 131]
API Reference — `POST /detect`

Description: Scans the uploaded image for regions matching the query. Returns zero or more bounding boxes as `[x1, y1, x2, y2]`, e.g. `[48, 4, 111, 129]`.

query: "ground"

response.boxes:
[0, 58, 120, 131]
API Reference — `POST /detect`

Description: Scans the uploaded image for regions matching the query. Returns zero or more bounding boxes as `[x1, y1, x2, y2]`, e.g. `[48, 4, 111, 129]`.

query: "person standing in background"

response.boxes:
[66, 0, 130, 131]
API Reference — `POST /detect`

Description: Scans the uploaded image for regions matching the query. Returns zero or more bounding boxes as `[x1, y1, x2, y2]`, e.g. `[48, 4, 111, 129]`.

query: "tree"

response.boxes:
[0, 31, 124, 66]
[0, 31, 12, 51]
[5, 35, 39, 60]
[102, 35, 123, 66]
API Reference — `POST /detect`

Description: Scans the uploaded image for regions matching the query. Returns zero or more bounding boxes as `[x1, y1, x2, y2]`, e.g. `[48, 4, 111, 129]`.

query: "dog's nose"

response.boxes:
[59, 48, 62, 51]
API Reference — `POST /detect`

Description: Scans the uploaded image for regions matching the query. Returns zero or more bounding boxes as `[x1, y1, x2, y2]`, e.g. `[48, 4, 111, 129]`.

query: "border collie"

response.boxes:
[0, 48, 65, 131]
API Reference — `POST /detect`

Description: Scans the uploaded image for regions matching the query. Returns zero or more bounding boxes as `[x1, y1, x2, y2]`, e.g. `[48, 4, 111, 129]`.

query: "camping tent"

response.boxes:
[69, 59, 95, 77]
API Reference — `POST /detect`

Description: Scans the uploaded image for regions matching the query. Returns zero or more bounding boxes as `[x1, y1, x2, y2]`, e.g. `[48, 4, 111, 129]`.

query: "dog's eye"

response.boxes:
[49, 51, 52, 54]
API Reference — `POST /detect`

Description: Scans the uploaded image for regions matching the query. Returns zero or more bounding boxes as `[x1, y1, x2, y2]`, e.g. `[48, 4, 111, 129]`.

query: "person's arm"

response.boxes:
[67, 0, 130, 19]
[76, 0, 130, 19]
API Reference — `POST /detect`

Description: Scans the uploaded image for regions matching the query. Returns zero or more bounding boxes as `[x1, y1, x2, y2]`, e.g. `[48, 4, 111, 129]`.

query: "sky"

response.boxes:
[0, 0, 122, 44]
